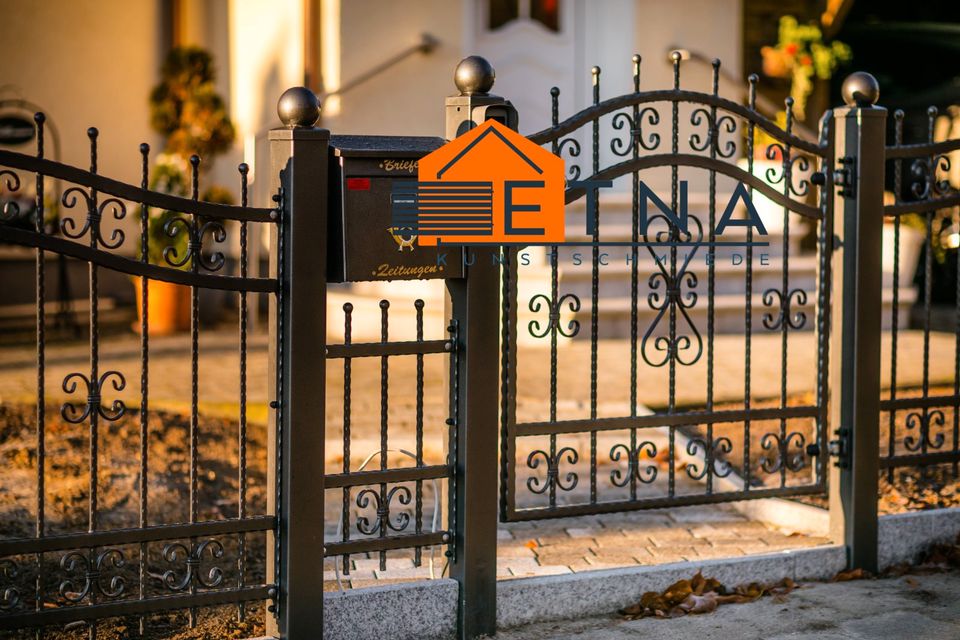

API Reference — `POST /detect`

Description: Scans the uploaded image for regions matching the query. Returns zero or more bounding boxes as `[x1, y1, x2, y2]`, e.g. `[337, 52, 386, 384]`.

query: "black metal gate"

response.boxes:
[0, 124, 278, 633]
[500, 54, 834, 520]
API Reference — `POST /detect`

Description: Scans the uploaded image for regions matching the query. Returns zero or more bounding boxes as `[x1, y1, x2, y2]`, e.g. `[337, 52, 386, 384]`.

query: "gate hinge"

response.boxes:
[828, 428, 850, 468]
[834, 156, 856, 199]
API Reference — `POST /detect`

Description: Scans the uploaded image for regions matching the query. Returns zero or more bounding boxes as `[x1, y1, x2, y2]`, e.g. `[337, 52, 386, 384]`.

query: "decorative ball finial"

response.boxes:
[277, 87, 321, 128]
[454, 56, 495, 96]
[841, 72, 880, 108]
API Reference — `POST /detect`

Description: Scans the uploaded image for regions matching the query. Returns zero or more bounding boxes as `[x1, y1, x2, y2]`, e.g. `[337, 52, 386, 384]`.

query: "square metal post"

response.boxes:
[828, 76, 886, 572]
[443, 58, 515, 639]
[267, 93, 329, 638]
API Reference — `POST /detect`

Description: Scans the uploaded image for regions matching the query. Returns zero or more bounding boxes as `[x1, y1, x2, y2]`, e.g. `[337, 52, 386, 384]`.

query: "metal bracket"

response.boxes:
[834, 156, 856, 199]
[828, 428, 850, 468]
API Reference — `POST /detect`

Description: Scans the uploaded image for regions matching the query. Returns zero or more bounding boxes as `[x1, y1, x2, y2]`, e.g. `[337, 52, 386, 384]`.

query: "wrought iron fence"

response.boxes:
[499, 54, 833, 521]
[322, 300, 455, 575]
[1, 53, 960, 640]
[881, 108, 960, 477]
[0, 117, 279, 634]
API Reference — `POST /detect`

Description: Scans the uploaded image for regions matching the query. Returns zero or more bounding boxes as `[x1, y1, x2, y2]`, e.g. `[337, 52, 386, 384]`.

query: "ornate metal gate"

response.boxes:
[500, 54, 834, 520]
[0, 124, 279, 633]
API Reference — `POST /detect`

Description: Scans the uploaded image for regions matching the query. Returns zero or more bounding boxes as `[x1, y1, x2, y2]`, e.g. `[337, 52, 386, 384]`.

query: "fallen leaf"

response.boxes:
[524, 539, 538, 551]
[832, 567, 871, 582]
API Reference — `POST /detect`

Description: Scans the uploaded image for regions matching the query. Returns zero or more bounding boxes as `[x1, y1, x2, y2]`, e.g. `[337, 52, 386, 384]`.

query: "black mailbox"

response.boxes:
[328, 135, 464, 282]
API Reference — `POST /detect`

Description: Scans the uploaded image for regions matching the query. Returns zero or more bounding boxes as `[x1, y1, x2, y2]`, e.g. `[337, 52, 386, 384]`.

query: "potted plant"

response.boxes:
[737, 16, 851, 248]
[135, 47, 236, 335]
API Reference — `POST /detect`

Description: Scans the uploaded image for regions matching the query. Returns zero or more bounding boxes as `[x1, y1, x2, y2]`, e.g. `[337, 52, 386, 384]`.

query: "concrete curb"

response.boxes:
[878, 506, 960, 569]
[318, 506, 960, 638]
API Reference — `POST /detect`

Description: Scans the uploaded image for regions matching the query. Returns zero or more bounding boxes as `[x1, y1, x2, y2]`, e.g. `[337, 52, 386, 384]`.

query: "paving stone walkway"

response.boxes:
[495, 571, 960, 639]
[321, 503, 830, 590]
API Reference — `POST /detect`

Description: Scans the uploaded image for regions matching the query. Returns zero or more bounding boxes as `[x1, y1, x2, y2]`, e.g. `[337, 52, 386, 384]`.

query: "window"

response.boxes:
[488, 0, 560, 33]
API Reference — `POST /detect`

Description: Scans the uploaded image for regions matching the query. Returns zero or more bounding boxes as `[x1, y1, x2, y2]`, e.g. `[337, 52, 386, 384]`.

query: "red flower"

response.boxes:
[800, 55, 812, 66]
[784, 43, 798, 56]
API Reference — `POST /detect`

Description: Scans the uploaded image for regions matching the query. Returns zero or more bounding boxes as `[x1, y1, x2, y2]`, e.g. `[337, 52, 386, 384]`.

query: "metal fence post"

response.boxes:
[444, 57, 510, 639]
[828, 72, 886, 572]
[267, 87, 329, 638]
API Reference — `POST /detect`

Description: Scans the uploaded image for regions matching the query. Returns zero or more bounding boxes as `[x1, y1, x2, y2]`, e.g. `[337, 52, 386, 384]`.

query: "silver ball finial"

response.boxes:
[277, 87, 321, 128]
[454, 56, 495, 96]
[841, 72, 880, 108]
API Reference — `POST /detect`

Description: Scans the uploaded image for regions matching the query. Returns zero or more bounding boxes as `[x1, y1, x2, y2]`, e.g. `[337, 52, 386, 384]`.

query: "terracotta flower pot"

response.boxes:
[131, 276, 191, 335]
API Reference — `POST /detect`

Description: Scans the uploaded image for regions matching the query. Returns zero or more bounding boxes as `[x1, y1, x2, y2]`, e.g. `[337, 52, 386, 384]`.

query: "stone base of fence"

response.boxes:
[308, 506, 960, 640]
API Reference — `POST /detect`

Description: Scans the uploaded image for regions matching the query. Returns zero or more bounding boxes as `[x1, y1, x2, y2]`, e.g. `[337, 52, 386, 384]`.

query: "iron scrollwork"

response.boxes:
[356, 486, 412, 535]
[59, 548, 126, 602]
[760, 432, 807, 474]
[160, 539, 225, 591]
[610, 108, 661, 157]
[60, 187, 127, 249]
[761, 288, 808, 330]
[557, 137, 581, 181]
[685, 436, 733, 480]
[640, 214, 704, 368]
[763, 144, 813, 198]
[904, 410, 946, 452]
[609, 441, 658, 486]
[526, 447, 579, 494]
[910, 155, 952, 200]
[688, 108, 736, 158]
[0, 559, 21, 611]
[162, 216, 228, 272]
[0, 170, 21, 221]
[528, 292, 581, 339]
[60, 370, 126, 424]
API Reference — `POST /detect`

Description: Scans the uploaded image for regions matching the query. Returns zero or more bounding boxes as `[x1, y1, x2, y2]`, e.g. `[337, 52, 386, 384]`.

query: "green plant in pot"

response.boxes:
[136, 47, 236, 335]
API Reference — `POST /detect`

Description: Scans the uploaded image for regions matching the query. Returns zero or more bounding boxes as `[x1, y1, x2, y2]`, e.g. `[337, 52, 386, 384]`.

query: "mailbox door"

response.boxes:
[333, 154, 463, 282]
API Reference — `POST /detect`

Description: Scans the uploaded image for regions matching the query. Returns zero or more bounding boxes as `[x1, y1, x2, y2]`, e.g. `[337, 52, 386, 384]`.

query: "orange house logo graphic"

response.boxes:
[391, 119, 565, 246]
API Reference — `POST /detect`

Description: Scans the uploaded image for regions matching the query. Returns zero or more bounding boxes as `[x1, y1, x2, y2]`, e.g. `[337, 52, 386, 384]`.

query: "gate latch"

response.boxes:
[828, 428, 850, 469]
[834, 156, 856, 199]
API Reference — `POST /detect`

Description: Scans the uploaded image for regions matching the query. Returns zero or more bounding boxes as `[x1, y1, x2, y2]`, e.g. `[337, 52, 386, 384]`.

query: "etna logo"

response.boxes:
[390, 119, 768, 249]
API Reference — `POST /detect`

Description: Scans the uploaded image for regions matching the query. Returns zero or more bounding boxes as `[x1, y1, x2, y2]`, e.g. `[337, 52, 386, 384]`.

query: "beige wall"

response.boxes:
[0, 0, 165, 184]
[321, 0, 464, 137]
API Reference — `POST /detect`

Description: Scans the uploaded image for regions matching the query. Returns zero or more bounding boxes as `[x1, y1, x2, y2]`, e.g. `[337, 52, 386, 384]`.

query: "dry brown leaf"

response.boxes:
[680, 592, 719, 614]
[620, 572, 796, 620]
[524, 539, 538, 550]
[832, 567, 872, 582]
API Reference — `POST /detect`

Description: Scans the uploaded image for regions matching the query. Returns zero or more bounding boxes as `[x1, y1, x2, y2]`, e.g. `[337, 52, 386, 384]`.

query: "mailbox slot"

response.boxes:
[328, 135, 464, 282]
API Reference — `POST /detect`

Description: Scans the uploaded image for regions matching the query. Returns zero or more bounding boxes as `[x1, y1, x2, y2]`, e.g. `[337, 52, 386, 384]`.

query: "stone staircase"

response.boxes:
[512, 192, 914, 340]
[326, 192, 917, 343]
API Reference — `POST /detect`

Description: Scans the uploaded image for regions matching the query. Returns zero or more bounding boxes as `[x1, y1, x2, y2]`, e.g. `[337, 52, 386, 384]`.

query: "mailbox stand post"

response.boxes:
[444, 57, 517, 639]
